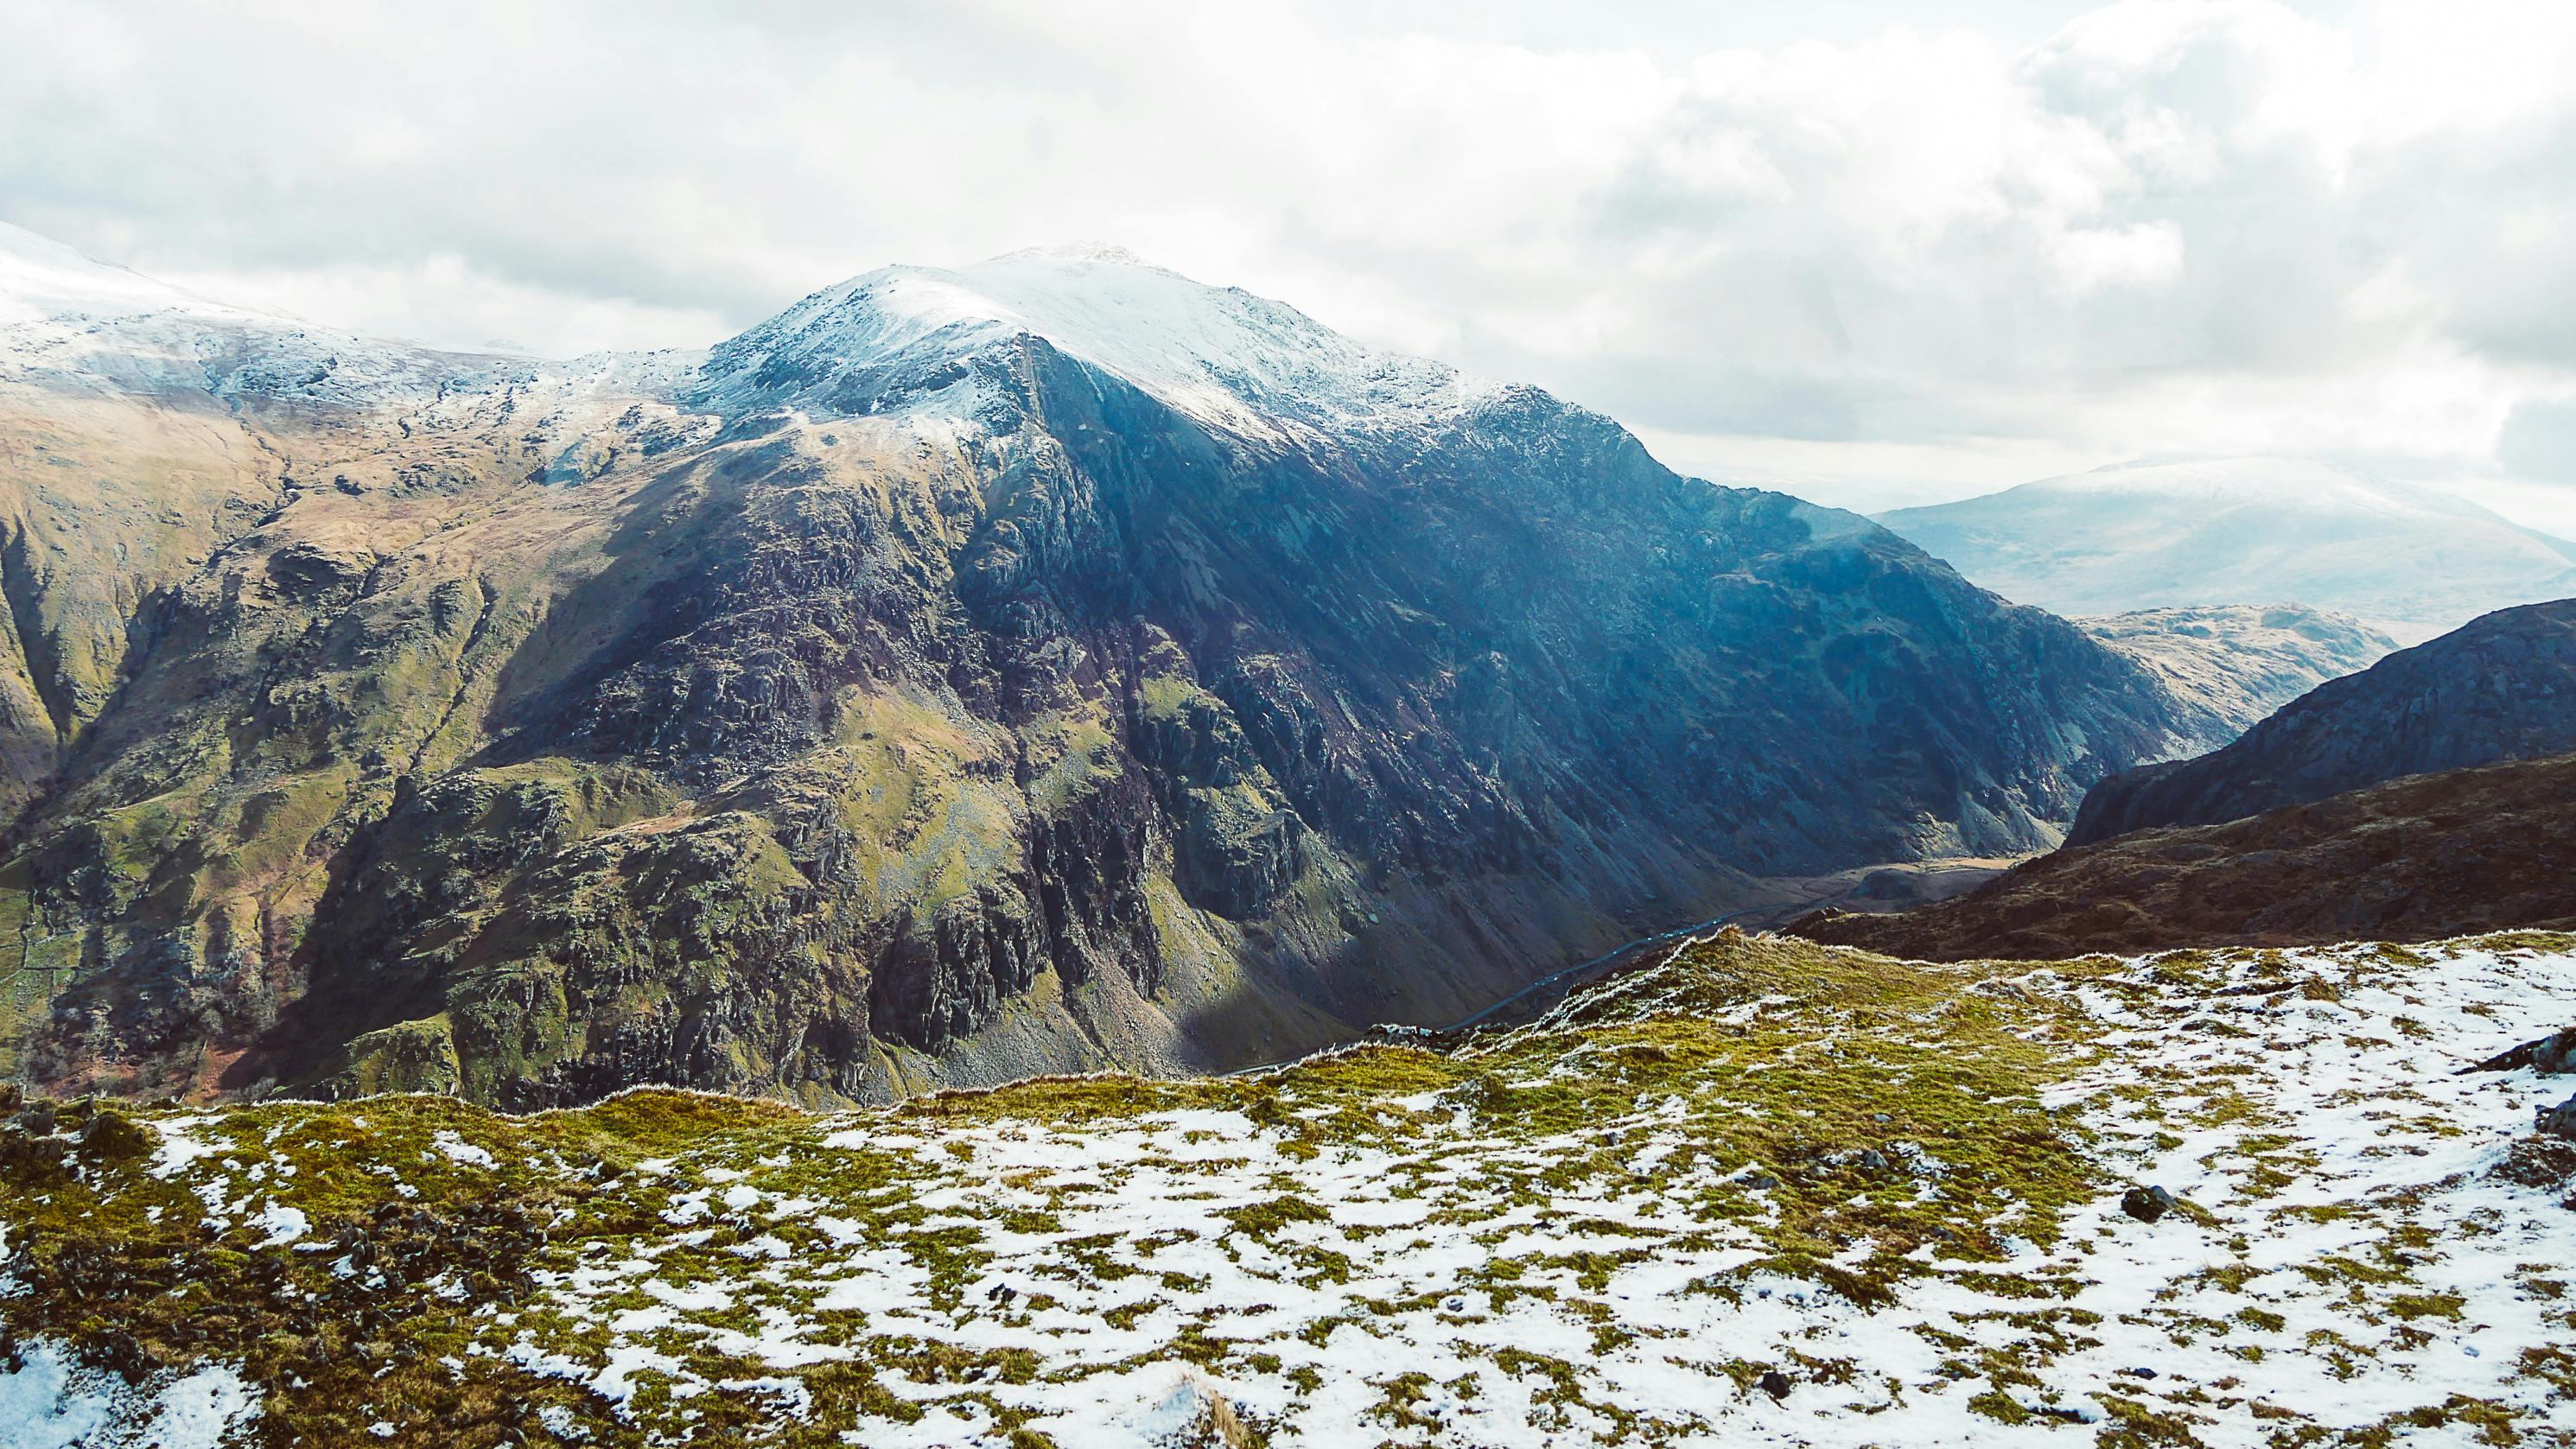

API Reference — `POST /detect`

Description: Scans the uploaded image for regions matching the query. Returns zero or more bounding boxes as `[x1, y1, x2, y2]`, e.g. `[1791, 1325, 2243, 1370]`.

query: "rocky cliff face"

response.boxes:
[2070, 599, 2576, 845]
[2078, 603, 2395, 740]
[0, 229, 2228, 1105]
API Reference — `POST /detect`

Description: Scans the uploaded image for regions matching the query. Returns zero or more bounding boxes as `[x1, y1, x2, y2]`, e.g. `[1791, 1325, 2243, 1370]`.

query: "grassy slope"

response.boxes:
[2, 931, 2573, 1447]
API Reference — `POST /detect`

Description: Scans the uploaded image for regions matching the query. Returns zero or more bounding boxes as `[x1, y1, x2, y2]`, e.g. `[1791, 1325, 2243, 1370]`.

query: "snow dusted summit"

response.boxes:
[691, 243, 1511, 447]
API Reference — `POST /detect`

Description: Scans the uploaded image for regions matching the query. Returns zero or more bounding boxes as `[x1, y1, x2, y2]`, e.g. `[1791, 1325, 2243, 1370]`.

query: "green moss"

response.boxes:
[0, 931, 2558, 1446]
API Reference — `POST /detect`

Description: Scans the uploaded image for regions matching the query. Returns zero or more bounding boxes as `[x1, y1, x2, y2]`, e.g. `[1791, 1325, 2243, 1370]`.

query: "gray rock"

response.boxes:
[2538, 1093, 2576, 1140]
[2466, 1026, 2576, 1076]
[2121, 1185, 2177, 1222]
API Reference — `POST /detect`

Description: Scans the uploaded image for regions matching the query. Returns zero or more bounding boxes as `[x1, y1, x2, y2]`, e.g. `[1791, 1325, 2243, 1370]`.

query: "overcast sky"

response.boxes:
[5, 0, 2574, 523]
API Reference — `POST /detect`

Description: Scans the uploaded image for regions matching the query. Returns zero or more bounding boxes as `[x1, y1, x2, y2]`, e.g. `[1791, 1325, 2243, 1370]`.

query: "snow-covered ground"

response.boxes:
[5, 931, 2570, 1446]
[0, 1343, 255, 1449]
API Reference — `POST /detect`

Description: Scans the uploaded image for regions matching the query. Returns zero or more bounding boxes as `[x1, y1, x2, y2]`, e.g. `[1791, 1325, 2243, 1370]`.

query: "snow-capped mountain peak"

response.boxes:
[695, 245, 1502, 444]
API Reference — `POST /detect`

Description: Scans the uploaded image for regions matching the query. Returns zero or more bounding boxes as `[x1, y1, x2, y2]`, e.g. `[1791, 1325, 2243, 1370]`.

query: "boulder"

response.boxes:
[2121, 1185, 2176, 1223]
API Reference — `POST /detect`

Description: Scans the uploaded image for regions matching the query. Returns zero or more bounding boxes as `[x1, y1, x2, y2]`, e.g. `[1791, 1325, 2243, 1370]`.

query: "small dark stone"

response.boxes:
[1759, 1370, 1792, 1401]
[2121, 1185, 2177, 1223]
[2121, 1366, 2159, 1380]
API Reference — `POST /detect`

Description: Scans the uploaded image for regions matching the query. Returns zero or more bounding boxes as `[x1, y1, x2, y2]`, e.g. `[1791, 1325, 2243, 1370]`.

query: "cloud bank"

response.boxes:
[3, 0, 2572, 516]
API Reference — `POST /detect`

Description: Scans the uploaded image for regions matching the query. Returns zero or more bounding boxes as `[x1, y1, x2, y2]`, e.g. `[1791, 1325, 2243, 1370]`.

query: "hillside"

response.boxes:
[0, 226, 2227, 1108]
[1878, 458, 2576, 642]
[2070, 599, 2576, 845]
[3, 930, 2570, 1445]
[2078, 603, 2396, 739]
[1797, 752, 2576, 960]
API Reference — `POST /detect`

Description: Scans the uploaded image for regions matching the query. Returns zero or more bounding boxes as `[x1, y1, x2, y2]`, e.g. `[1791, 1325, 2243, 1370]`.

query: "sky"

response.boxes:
[4, 0, 2574, 524]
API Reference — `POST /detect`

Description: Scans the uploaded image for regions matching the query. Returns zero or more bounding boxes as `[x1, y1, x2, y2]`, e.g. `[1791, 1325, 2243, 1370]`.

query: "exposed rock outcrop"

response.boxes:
[2077, 603, 2396, 740]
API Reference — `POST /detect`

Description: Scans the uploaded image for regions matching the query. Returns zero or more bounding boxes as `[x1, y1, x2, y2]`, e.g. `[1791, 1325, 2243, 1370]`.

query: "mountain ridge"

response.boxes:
[0, 226, 2228, 1106]
[2069, 597, 2576, 844]
[1794, 750, 2576, 960]
[2077, 603, 2398, 739]
[689, 245, 1511, 452]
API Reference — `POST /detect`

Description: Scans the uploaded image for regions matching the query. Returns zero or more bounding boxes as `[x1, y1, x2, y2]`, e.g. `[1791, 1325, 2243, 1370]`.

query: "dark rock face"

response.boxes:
[1795, 751, 2576, 962]
[0, 261, 2231, 1107]
[2070, 600, 2576, 844]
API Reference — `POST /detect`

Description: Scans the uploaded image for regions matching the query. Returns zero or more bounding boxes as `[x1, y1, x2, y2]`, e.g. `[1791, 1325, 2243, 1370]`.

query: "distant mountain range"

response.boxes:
[0, 223, 2236, 1106]
[1877, 458, 2576, 643]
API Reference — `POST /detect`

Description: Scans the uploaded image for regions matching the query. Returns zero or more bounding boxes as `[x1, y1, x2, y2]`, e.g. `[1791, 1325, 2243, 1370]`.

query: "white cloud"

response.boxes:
[2, 0, 2572, 518]
[150, 257, 733, 358]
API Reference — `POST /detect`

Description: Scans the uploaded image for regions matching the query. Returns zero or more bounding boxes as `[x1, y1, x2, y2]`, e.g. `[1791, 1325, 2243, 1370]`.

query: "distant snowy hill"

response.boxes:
[1877, 458, 2576, 642]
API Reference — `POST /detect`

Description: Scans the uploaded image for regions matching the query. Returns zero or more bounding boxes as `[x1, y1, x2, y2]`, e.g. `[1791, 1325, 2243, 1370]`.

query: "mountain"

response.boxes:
[0, 226, 2225, 1107]
[1877, 457, 2576, 642]
[1796, 751, 2576, 960]
[2070, 599, 2576, 845]
[8, 930, 2573, 1444]
[2077, 603, 2396, 739]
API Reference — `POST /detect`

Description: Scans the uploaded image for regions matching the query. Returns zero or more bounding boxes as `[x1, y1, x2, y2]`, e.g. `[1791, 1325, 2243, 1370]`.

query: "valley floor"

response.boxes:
[2, 932, 2572, 1447]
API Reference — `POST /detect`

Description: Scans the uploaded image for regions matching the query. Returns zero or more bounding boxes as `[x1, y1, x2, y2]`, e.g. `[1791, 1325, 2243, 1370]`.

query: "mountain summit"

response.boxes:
[0, 227, 2226, 1105]
[693, 245, 1499, 444]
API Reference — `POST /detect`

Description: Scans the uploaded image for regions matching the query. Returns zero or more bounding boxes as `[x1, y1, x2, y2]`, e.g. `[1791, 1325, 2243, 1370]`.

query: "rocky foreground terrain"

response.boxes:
[0, 226, 2235, 1108]
[1, 929, 2571, 1446]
